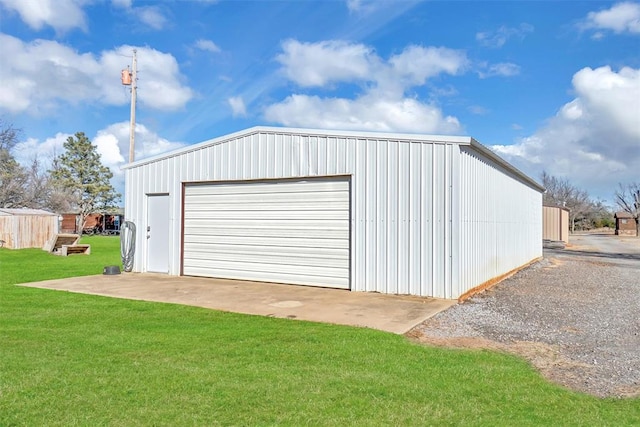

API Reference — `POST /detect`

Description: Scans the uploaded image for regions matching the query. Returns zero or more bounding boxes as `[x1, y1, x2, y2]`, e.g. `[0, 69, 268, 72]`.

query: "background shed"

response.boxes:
[543, 205, 570, 243]
[123, 126, 544, 300]
[614, 212, 637, 236]
[0, 209, 59, 249]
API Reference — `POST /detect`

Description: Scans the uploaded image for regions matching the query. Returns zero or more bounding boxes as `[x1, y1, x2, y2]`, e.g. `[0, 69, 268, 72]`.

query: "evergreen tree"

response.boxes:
[49, 132, 120, 233]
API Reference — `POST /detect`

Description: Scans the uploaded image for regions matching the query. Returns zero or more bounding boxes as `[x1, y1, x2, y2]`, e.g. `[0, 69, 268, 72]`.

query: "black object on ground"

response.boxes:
[103, 265, 121, 275]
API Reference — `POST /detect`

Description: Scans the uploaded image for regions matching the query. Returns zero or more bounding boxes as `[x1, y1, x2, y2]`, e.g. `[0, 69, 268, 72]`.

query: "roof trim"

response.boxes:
[121, 126, 544, 192]
[470, 138, 545, 192]
[543, 204, 571, 212]
[615, 211, 635, 218]
[0, 208, 57, 216]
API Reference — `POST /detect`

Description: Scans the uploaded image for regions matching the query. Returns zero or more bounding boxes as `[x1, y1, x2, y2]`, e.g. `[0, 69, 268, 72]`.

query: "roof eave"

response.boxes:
[469, 138, 545, 193]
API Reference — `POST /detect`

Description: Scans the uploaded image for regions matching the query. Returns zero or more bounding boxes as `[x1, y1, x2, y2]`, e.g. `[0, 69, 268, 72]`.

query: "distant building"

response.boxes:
[60, 212, 124, 234]
[614, 212, 637, 236]
[543, 205, 570, 243]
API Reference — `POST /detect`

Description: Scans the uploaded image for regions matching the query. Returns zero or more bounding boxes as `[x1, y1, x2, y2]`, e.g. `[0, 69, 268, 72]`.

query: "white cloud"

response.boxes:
[93, 132, 126, 166]
[111, 0, 131, 7]
[134, 6, 167, 30]
[492, 66, 640, 201]
[10, 122, 187, 195]
[99, 122, 184, 193]
[476, 23, 534, 48]
[195, 39, 221, 53]
[0, 0, 88, 32]
[477, 62, 521, 79]
[346, 0, 380, 13]
[228, 96, 247, 117]
[93, 122, 186, 170]
[112, 0, 169, 30]
[277, 39, 375, 87]
[0, 35, 194, 114]
[267, 39, 467, 134]
[277, 40, 467, 91]
[388, 45, 468, 86]
[265, 94, 461, 134]
[468, 105, 490, 115]
[13, 133, 70, 167]
[581, 2, 640, 35]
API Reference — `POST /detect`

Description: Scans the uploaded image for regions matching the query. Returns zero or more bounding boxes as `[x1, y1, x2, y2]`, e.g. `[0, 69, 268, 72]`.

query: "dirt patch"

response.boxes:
[407, 331, 640, 398]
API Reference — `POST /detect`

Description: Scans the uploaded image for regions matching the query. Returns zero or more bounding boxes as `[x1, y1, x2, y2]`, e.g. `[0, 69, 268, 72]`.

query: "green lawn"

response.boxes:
[1, 238, 638, 426]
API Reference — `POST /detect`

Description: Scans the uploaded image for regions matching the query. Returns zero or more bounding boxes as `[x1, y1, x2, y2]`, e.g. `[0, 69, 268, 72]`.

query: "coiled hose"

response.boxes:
[120, 221, 136, 272]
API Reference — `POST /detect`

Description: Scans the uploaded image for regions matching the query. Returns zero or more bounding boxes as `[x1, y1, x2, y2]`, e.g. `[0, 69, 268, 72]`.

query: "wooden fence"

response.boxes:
[0, 213, 58, 249]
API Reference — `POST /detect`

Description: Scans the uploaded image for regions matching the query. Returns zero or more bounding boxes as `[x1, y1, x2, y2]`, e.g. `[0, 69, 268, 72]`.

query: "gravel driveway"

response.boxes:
[408, 233, 640, 398]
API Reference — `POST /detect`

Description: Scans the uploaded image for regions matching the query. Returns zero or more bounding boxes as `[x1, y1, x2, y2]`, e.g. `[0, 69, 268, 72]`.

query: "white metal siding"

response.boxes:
[183, 178, 350, 289]
[124, 127, 543, 299]
[457, 146, 543, 297]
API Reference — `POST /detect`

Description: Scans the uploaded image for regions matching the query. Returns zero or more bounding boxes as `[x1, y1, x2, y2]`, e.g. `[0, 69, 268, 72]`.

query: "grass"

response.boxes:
[1, 238, 639, 426]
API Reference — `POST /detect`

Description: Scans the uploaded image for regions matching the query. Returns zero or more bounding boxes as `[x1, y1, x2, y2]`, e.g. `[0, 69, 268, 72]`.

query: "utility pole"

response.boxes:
[121, 49, 137, 163]
[128, 49, 137, 163]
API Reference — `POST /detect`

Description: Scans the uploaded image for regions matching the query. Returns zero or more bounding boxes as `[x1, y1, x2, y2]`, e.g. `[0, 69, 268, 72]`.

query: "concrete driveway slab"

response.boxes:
[18, 273, 456, 334]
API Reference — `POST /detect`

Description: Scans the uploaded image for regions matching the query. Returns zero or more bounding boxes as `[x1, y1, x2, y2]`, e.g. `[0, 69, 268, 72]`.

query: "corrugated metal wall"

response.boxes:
[125, 128, 542, 299]
[457, 147, 543, 297]
[543, 206, 569, 243]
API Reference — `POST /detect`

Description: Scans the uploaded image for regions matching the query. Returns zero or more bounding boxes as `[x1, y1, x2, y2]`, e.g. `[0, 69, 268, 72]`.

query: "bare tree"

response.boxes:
[0, 149, 28, 208]
[615, 182, 640, 237]
[22, 157, 51, 209]
[541, 171, 593, 233]
[0, 119, 84, 213]
[0, 120, 29, 208]
[0, 118, 20, 151]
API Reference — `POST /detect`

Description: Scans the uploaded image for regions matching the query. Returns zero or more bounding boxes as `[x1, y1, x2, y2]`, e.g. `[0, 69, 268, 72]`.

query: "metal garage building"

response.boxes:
[123, 127, 543, 300]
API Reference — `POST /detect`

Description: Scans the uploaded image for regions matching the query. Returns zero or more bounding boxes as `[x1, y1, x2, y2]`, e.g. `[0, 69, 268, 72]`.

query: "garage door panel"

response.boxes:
[184, 218, 348, 228]
[185, 201, 348, 211]
[186, 181, 347, 195]
[183, 266, 350, 289]
[185, 191, 348, 205]
[183, 258, 348, 280]
[184, 234, 349, 249]
[184, 210, 347, 221]
[183, 226, 348, 240]
[184, 243, 349, 259]
[183, 250, 349, 269]
[183, 178, 350, 289]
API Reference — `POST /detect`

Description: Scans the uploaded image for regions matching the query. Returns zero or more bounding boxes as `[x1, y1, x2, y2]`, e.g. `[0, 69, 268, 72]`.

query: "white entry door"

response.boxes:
[147, 194, 170, 273]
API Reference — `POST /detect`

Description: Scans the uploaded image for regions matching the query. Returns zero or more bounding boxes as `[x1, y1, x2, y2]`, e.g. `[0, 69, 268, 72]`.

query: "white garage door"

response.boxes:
[182, 178, 350, 289]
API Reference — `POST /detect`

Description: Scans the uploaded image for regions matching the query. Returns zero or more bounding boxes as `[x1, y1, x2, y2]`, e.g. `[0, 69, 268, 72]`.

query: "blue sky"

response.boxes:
[1, 0, 639, 204]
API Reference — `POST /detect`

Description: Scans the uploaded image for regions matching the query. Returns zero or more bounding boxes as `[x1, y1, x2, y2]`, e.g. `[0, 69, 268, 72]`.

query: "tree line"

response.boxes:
[541, 172, 639, 235]
[0, 120, 120, 231]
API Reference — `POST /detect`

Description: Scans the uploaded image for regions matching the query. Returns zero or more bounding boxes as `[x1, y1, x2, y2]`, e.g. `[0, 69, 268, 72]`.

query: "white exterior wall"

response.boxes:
[124, 127, 542, 299]
[456, 146, 543, 297]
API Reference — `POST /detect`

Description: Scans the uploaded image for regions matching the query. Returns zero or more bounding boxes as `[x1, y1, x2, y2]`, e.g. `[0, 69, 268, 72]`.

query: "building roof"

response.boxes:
[122, 126, 545, 192]
[0, 208, 57, 216]
[543, 204, 571, 212]
[614, 211, 635, 219]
